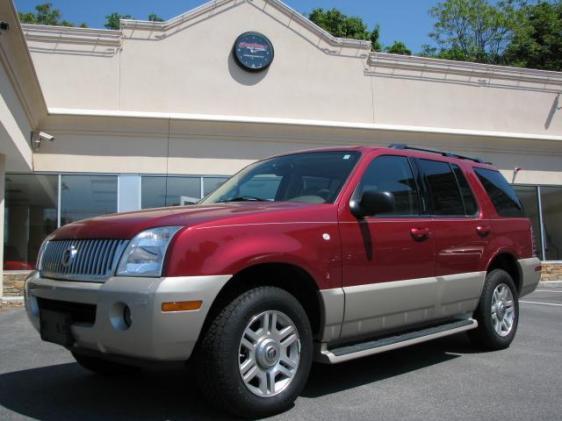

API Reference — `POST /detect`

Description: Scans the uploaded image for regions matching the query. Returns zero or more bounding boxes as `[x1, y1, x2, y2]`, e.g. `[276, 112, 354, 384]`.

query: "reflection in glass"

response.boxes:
[203, 177, 228, 197]
[61, 175, 117, 224]
[514, 186, 543, 260]
[541, 186, 562, 261]
[141, 176, 202, 209]
[4, 174, 58, 270]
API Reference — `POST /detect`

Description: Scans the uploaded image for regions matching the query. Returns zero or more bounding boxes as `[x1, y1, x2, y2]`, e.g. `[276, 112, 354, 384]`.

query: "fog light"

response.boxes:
[123, 305, 132, 327]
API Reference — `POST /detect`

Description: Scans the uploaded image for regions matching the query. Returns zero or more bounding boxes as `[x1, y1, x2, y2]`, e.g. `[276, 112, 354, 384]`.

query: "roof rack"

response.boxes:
[388, 144, 492, 165]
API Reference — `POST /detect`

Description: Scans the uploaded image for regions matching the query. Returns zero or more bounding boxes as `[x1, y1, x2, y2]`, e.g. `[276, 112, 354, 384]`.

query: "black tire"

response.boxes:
[195, 286, 313, 418]
[72, 352, 138, 376]
[469, 269, 519, 350]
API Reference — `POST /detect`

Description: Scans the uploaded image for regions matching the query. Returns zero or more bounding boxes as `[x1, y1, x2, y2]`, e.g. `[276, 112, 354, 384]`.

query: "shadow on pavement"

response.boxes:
[0, 334, 478, 419]
[0, 363, 231, 420]
[303, 333, 474, 398]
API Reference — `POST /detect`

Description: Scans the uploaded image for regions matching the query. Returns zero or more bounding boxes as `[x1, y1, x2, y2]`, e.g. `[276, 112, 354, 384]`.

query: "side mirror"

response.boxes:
[350, 190, 395, 218]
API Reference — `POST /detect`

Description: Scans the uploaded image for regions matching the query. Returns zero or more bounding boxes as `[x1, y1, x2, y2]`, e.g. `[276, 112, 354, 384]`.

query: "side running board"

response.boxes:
[317, 318, 478, 364]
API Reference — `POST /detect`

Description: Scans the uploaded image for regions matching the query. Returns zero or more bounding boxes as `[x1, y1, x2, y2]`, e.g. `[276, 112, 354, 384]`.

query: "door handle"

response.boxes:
[410, 227, 430, 241]
[476, 225, 491, 237]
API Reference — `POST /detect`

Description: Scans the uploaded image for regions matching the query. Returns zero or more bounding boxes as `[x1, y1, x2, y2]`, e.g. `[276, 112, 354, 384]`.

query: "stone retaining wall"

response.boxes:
[3, 271, 31, 297]
[540, 263, 562, 282]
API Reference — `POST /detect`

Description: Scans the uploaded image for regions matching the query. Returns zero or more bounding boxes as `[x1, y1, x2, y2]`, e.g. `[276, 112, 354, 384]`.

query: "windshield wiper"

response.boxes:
[220, 196, 269, 203]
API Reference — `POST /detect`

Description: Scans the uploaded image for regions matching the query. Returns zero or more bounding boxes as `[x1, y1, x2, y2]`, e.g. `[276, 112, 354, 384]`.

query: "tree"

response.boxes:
[309, 8, 381, 50]
[385, 41, 412, 55]
[148, 13, 164, 22]
[370, 24, 382, 52]
[18, 2, 86, 27]
[505, 1, 562, 71]
[104, 12, 133, 30]
[428, 0, 525, 64]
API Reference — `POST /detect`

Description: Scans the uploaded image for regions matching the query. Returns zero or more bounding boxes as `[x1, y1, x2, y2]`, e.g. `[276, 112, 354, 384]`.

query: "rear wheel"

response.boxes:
[469, 269, 519, 350]
[196, 286, 313, 418]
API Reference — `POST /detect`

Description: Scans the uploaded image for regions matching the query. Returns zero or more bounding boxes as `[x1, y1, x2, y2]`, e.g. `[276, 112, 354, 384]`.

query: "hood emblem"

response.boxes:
[61, 245, 78, 268]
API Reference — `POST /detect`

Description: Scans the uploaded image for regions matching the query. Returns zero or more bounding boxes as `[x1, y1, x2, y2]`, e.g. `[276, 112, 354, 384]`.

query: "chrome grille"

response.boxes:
[39, 239, 129, 282]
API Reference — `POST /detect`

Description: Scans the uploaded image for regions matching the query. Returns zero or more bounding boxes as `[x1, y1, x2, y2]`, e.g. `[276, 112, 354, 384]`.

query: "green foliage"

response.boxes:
[17, 2, 86, 27]
[385, 41, 412, 55]
[148, 13, 164, 22]
[428, 0, 525, 64]
[309, 8, 382, 50]
[104, 12, 133, 30]
[505, 1, 562, 71]
[370, 24, 382, 52]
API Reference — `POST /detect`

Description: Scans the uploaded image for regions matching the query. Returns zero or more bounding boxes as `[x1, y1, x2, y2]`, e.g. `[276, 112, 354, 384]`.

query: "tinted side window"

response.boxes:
[475, 168, 523, 217]
[418, 159, 464, 215]
[358, 156, 420, 216]
[452, 164, 478, 215]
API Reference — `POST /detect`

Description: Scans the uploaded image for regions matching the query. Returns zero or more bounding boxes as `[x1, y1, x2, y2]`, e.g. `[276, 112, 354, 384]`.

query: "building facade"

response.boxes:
[1, 0, 562, 294]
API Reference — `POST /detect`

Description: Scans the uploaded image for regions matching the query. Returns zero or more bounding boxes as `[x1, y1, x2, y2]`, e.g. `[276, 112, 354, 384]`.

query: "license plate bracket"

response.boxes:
[40, 309, 74, 347]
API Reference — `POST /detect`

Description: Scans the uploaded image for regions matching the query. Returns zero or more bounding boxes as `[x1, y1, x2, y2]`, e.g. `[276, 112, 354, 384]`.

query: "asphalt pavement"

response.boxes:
[1, 285, 561, 420]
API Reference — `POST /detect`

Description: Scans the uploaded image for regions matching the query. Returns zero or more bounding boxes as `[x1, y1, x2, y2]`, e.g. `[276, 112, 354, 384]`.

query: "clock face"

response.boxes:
[233, 32, 274, 72]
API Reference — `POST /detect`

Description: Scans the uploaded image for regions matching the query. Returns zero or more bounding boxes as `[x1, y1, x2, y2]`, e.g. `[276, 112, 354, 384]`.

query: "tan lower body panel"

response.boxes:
[320, 271, 486, 342]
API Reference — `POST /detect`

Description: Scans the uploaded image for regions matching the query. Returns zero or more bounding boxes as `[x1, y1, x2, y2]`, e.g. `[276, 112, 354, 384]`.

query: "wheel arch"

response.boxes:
[486, 252, 522, 294]
[200, 262, 323, 341]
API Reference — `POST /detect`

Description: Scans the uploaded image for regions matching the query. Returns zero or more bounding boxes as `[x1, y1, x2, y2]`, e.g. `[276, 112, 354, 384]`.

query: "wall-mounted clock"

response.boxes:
[233, 32, 274, 72]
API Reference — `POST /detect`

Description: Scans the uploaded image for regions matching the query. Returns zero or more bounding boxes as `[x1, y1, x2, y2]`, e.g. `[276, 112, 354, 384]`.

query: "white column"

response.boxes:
[117, 174, 141, 212]
[0, 154, 5, 298]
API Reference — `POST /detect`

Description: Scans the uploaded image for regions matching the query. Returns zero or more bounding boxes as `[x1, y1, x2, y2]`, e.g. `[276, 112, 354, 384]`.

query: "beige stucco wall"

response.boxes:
[371, 73, 562, 136]
[31, 113, 562, 186]
[0, 60, 33, 172]
[19, 0, 562, 186]
[24, 0, 562, 138]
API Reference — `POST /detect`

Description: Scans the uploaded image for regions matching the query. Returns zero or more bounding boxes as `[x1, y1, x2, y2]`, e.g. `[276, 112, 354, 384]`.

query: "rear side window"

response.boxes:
[474, 168, 523, 217]
[417, 159, 465, 215]
[452, 164, 478, 215]
[358, 156, 420, 216]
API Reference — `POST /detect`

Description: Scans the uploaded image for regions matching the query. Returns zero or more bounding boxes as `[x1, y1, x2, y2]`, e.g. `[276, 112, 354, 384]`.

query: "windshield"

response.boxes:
[201, 151, 361, 204]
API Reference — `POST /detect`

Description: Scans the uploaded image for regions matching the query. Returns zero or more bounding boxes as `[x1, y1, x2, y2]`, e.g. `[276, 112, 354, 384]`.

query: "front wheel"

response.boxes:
[469, 269, 519, 350]
[196, 286, 313, 418]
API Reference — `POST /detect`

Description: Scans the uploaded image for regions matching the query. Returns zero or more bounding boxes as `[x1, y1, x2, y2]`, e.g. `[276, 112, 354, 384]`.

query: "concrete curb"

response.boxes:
[1, 296, 24, 303]
[539, 281, 562, 287]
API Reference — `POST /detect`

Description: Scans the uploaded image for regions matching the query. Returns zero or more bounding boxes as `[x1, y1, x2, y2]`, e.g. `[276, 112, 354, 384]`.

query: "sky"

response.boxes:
[13, 0, 438, 53]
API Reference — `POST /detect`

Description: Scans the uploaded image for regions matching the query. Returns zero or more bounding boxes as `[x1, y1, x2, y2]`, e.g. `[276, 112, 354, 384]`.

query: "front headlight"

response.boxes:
[116, 226, 182, 277]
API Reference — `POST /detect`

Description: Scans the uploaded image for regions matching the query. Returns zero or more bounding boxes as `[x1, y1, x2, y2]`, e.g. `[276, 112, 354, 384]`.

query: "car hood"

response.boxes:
[51, 202, 329, 240]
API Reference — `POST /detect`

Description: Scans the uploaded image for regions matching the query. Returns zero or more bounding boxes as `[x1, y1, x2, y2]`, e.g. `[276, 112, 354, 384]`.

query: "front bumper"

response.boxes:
[25, 272, 230, 361]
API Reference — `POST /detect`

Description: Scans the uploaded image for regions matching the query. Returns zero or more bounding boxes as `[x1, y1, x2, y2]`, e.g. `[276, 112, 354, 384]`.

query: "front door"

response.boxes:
[339, 154, 436, 340]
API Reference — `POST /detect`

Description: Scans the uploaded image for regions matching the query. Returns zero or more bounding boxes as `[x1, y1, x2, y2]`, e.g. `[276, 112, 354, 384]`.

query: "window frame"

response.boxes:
[413, 158, 480, 218]
[474, 167, 524, 218]
[351, 154, 425, 219]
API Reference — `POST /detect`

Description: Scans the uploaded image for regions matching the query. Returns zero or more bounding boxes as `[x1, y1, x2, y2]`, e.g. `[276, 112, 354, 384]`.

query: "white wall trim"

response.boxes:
[22, 24, 122, 48]
[120, 0, 371, 50]
[0, 1, 49, 128]
[47, 107, 562, 144]
[368, 52, 562, 91]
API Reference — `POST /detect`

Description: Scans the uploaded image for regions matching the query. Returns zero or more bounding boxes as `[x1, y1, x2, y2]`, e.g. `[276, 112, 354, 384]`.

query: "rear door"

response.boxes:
[415, 159, 488, 318]
[339, 154, 436, 340]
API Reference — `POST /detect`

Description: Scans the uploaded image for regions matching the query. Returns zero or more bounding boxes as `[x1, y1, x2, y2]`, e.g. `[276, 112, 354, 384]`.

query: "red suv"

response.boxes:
[25, 145, 541, 417]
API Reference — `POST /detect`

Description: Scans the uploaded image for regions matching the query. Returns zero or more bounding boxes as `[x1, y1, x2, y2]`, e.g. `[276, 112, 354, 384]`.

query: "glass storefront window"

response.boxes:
[541, 186, 562, 261]
[61, 175, 117, 225]
[141, 176, 202, 209]
[4, 174, 58, 270]
[514, 186, 543, 260]
[203, 177, 228, 197]
[141, 176, 166, 209]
